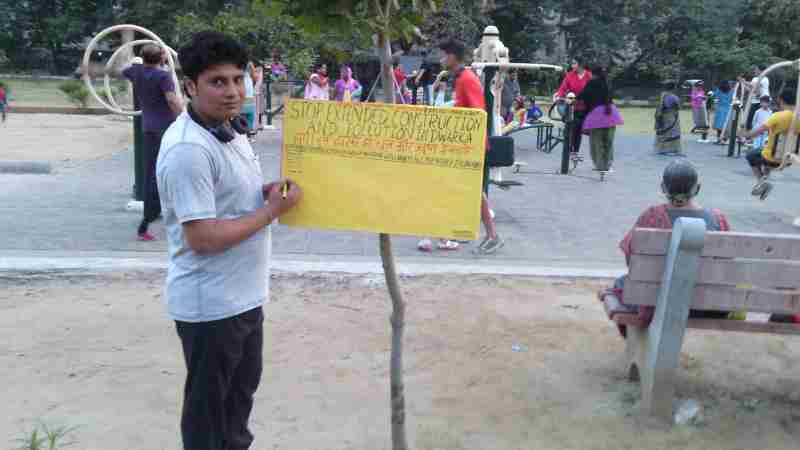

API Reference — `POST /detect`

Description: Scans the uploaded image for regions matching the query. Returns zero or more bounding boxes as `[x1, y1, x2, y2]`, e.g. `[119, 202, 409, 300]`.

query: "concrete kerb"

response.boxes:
[0, 252, 626, 280]
[0, 160, 52, 174]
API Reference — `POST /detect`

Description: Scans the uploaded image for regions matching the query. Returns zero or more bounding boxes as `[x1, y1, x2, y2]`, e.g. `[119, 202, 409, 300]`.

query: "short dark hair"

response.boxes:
[178, 31, 249, 81]
[758, 64, 767, 71]
[760, 95, 771, 103]
[779, 88, 796, 106]
[439, 39, 467, 62]
[141, 44, 163, 65]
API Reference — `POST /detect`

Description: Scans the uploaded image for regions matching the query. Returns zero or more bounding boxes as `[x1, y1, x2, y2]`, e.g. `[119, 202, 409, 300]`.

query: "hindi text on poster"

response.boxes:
[281, 99, 487, 240]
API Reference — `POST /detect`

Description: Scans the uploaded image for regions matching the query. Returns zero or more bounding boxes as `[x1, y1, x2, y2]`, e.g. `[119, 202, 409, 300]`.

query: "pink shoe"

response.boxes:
[417, 239, 433, 252]
[137, 232, 157, 241]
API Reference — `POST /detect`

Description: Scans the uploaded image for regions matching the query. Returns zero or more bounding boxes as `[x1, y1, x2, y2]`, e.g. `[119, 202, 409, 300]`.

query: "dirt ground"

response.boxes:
[1, 271, 799, 450]
[0, 113, 132, 163]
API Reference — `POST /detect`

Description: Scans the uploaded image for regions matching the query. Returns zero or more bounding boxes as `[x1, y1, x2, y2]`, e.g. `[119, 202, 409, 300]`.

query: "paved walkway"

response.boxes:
[2, 125, 799, 268]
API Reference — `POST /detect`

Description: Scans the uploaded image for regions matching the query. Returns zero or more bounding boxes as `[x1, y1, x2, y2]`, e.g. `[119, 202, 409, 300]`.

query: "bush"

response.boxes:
[58, 80, 90, 108]
[285, 48, 317, 81]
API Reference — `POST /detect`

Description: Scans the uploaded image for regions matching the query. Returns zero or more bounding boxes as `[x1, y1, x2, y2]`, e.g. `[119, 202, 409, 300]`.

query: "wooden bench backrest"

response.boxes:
[624, 228, 800, 314]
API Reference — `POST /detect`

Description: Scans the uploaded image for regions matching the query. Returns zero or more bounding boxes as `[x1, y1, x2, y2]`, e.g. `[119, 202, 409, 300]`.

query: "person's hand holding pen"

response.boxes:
[262, 179, 303, 221]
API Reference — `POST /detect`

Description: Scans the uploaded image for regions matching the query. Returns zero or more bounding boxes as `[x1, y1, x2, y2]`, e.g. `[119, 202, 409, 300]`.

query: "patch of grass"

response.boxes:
[15, 422, 78, 450]
[3, 78, 120, 108]
[618, 107, 695, 137]
[58, 80, 90, 109]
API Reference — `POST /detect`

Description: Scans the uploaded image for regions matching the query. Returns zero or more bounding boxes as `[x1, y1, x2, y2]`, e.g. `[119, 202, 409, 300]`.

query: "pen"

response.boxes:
[281, 181, 289, 199]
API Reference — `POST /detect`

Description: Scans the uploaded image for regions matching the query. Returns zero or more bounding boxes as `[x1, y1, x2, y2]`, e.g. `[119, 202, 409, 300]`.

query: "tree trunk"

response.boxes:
[375, 31, 408, 450]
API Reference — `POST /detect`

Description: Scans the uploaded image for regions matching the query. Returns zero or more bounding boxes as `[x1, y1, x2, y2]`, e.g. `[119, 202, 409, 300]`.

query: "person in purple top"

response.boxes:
[578, 68, 624, 179]
[123, 44, 183, 241]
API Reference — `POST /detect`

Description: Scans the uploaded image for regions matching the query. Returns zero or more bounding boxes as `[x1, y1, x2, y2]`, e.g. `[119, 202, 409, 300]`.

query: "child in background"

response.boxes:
[526, 97, 544, 123]
[751, 95, 773, 150]
[502, 96, 527, 134]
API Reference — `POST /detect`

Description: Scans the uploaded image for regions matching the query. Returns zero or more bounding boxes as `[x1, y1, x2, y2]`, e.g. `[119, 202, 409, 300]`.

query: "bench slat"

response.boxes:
[613, 315, 800, 335]
[687, 319, 800, 335]
[631, 229, 800, 260]
[629, 254, 800, 288]
[623, 280, 800, 314]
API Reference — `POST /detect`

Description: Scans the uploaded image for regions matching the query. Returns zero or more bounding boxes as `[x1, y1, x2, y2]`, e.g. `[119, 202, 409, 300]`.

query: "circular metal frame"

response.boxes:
[81, 24, 183, 116]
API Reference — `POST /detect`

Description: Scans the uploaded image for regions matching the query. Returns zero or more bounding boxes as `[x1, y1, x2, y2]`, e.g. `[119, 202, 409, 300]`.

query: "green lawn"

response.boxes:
[618, 107, 696, 137]
[1, 78, 130, 108]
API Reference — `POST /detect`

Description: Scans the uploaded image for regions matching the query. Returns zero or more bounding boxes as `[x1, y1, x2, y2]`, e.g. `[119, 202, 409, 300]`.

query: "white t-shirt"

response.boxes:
[244, 71, 255, 99]
[752, 108, 772, 149]
[751, 76, 770, 103]
[156, 112, 271, 322]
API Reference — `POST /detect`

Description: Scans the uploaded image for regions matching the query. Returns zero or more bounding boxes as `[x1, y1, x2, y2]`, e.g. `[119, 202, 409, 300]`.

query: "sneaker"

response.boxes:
[478, 237, 505, 255]
[137, 232, 157, 241]
[752, 177, 769, 196]
[437, 240, 460, 251]
[474, 236, 491, 252]
[759, 182, 773, 201]
[417, 239, 433, 252]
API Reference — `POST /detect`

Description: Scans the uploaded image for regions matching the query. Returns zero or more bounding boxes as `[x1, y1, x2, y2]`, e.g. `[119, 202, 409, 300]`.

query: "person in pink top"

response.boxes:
[554, 59, 593, 154]
[304, 63, 329, 100]
[334, 65, 362, 102]
[690, 80, 709, 137]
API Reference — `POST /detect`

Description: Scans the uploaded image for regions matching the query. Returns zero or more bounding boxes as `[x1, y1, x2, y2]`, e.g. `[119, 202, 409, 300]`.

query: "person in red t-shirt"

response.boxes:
[439, 39, 503, 254]
[554, 59, 593, 154]
[393, 62, 409, 103]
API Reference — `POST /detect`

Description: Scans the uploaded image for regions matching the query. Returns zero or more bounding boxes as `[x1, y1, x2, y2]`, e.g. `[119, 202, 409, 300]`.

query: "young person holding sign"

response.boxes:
[156, 31, 302, 450]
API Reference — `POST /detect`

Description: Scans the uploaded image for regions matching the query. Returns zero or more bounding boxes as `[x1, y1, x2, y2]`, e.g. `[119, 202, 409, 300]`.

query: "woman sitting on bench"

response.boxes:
[600, 160, 730, 336]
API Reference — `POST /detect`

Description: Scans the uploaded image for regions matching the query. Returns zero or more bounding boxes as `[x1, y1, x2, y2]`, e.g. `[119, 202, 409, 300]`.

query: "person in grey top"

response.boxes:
[501, 70, 521, 121]
[156, 32, 302, 450]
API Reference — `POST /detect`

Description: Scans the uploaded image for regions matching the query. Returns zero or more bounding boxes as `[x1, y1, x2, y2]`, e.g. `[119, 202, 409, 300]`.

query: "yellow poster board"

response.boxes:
[281, 99, 487, 240]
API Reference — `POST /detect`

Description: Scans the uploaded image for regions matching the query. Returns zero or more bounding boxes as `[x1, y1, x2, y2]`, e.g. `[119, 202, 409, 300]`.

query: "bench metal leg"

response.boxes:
[625, 325, 646, 382]
[631, 218, 706, 422]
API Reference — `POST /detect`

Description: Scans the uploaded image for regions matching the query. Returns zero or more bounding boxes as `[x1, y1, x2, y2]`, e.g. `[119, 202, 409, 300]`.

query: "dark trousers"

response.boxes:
[746, 102, 759, 130]
[571, 110, 587, 153]
[139, 130, 164, 235]
[176, 307, 264, 450]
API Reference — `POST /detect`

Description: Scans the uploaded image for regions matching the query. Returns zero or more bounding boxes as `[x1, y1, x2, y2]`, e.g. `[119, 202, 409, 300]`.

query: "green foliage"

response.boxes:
[59, 80, 90, 108]
[174, 3, 319, 64]
[15, 422, 77, 450]
[285, 48, 318, 80]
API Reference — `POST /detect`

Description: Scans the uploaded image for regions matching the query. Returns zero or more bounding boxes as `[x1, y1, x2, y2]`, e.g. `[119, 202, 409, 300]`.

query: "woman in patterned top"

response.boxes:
[600, 160, 730, 336]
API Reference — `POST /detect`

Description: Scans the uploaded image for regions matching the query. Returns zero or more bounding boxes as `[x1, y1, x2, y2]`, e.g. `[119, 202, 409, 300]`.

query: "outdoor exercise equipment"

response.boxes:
[81, 24, 182, 115]
[471, 26, 563, 183]
[740, 59, 800, 168]
[739, 59, 800, 200]
[79, 24, 183, 201]
[723, 82, 746, 157]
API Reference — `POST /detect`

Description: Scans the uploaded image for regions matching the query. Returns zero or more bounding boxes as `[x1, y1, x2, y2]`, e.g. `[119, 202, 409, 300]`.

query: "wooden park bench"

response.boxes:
[605, 217, 800, 422]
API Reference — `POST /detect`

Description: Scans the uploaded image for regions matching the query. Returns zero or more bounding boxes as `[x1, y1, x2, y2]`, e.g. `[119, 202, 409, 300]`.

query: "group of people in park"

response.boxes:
[679, 64, 800, 201]
[102, 23, 800, 449]
[547, 59, 624, 177]
[303, 63, 364, 102]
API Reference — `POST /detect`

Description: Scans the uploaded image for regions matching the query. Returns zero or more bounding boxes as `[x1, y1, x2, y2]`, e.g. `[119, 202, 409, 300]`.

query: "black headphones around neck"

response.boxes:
[187, 104, 250, 143]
